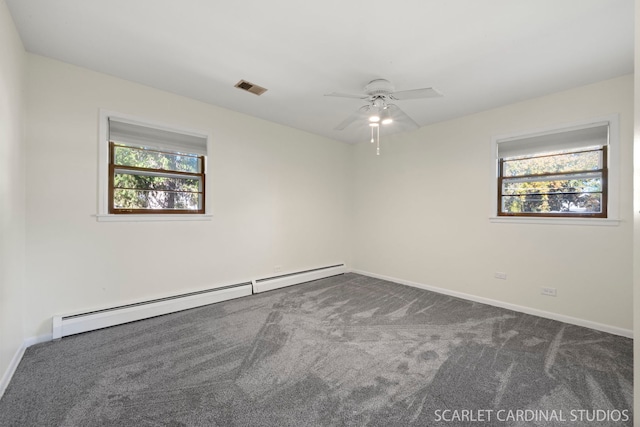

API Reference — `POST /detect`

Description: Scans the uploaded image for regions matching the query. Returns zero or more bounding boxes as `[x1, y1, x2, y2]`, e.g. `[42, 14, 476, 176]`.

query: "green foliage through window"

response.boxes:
[498, 147, 606, 217]
[109, 143, 205, 213]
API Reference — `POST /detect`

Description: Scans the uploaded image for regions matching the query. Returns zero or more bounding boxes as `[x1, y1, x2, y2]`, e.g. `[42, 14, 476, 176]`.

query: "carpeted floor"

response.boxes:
[0, 273, 633, 426]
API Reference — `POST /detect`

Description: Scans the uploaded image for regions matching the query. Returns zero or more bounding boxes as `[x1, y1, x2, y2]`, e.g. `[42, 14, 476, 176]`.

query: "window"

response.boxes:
[496, 122, 610, 218]
[106, 118, 207, 215]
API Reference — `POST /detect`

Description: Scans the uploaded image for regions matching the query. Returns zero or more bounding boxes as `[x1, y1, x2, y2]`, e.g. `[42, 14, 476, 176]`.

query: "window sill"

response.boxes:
[489, 216, 620, 226]
[96, 214, 213, 222]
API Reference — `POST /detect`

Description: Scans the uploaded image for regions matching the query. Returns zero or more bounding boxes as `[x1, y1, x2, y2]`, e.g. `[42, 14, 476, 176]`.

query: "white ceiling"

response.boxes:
[6, 0, 634, 144]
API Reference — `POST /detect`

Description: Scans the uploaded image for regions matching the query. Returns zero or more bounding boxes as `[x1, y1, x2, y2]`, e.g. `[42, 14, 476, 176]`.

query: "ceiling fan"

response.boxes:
[325, 79, 442, 154]
[325, 79, 442, 131]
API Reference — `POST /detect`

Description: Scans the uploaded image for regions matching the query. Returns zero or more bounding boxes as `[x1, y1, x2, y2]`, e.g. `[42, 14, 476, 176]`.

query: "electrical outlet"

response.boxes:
[274, 265, 282, 273]
[494, 272, 507, 280]
[541, 287, 557, 297]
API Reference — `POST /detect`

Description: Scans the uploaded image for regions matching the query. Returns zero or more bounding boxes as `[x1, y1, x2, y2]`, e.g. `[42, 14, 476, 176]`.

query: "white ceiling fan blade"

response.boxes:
[389, 87, 442, 100]
[334, 105, 370, 130]
[325, 92, 369, 99]
[386, 104, 420, 129]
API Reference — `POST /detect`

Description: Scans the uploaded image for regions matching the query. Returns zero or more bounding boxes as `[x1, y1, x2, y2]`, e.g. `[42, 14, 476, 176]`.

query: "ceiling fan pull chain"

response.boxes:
[376, 126, 380, 155]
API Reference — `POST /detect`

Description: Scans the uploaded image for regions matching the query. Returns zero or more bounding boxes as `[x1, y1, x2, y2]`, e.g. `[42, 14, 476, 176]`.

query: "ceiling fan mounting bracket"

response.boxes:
[364, 79, 395, 97]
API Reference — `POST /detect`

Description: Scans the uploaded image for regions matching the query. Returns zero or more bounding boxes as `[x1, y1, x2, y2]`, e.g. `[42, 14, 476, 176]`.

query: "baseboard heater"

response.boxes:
[252, 263, 346, 294]
[52, 282, 252, 339]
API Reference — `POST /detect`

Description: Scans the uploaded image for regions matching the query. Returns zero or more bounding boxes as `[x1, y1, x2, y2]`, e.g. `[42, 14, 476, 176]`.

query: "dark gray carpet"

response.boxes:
[0, 273, 633, 426]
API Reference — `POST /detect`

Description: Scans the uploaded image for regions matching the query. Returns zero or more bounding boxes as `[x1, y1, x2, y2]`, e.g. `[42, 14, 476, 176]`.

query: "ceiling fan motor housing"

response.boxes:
[364, 79, 395, 97]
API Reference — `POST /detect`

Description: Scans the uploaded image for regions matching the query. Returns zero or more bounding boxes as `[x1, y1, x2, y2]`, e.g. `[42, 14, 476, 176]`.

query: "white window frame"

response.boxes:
[489, 114, 621, 226]
[97, 110, 212, 222]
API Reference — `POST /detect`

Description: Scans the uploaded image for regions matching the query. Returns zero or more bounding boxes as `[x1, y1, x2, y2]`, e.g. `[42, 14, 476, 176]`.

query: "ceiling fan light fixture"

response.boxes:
[369, 115, 380, 123]
[380, 108, 393, 125]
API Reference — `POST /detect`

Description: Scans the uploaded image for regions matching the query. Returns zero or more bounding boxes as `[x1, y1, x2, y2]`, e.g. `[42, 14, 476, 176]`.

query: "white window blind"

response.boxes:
[496, 122, 609, 159]
[109, 119, 208, 156]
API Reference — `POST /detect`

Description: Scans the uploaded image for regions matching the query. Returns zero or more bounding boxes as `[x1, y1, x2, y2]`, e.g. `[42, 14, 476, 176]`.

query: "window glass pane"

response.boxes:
[502, 149, 601, 177]
[502, 174, 602, 195]
[113, 189, 201, 210]
[113, 145, 201, 173]
[501, 172, 602, 214]
[113, 170, 201, 211]
[114, 172, 201, 193]
[501, 192, 602, 214]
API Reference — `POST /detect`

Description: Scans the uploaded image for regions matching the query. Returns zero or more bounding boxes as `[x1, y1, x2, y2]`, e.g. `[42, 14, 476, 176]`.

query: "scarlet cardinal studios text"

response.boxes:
[433, 409, 630, 423]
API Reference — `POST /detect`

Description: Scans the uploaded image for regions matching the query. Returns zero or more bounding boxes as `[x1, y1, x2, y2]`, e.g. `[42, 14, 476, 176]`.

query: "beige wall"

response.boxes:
[0, 0, 26, 391]
[24, 55, 353, 338]
[352, 75, 634, 332]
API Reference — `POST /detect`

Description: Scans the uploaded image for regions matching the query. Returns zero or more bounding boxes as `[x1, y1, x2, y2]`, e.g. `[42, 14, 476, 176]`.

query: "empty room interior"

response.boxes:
[1, 0, 639, 425]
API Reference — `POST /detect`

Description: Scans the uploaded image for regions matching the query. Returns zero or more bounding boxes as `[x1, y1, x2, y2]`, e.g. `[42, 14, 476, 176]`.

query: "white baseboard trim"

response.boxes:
[252, 264, 346, 294]
[0, 334, 52, 399]
[24, 334, 53, 347]
[351, 269, 633, 339]
[0, 342, 26, 399]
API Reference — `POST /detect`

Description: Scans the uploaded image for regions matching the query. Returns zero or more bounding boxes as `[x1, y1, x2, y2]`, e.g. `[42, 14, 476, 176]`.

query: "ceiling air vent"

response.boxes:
[234, 80, 268, 96]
